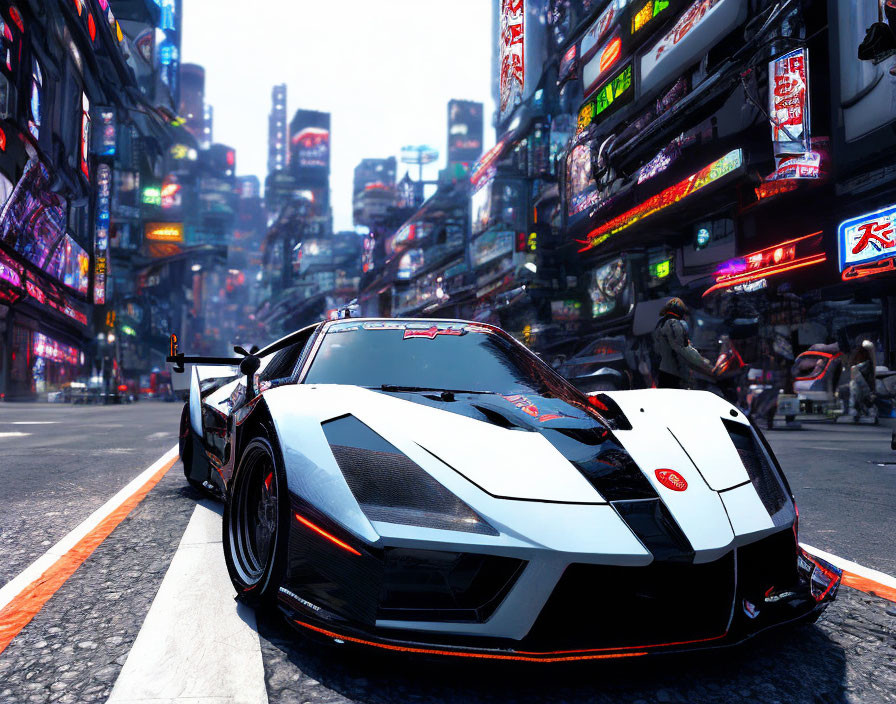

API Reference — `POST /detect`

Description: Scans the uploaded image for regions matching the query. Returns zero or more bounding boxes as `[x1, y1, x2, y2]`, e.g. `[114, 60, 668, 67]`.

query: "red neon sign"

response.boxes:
[599, 37, 622, 73]
[578, 149, 743, 251]
[703, 232, 826, 296]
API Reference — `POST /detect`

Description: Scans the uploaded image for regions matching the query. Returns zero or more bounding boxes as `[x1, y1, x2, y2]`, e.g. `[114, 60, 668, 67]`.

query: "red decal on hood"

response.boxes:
[402, 326, 465, 340]
[502, 394, 539, 417]
[537, 414, 564, 422]
[655, 468, 688, 491]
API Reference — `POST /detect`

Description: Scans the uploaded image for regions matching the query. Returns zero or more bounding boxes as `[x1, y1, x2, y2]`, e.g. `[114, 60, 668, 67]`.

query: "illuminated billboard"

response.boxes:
[566, 140, 599, 219]
[499, 0, 525, 121]
[0, 160, 89, 295]
[705, 232, 825, 295]
[144, 222, 184, 242]
[447, 100, 484, 164]
[640, 0, 745, 95]
[577, 63, 633, 133]
[289, 109, 330, 185]
[582, 33, 623, 97]
[838, 204, 896, 281]
[579, 149, 743, 251]
[769, 48, 810, 155]
[94, 164, 111, 304]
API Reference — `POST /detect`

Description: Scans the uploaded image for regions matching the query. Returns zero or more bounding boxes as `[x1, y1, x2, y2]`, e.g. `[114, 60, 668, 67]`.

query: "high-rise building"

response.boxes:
[178, 63, 205, 142]
[267, 84, 287, 175]
[202, 104, 214, 149]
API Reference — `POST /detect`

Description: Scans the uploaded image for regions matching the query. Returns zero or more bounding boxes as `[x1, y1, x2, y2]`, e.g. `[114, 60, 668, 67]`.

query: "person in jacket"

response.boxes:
[652, 298, 715, 389]
[848, 339, 878, 422]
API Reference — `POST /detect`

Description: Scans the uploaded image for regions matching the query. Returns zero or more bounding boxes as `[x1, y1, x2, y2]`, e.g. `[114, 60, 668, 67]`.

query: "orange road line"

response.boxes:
[841, 572, 896, 603]
[0, 456, 177, 655]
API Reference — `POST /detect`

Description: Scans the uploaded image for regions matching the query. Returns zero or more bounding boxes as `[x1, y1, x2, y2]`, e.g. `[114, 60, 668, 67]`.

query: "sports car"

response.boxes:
[169, 318, 840, 662]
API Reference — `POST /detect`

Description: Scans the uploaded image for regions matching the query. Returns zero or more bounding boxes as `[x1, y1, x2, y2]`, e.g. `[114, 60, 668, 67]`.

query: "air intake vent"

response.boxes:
[322, 415, 497, 535]
[723, 419, 792, 526]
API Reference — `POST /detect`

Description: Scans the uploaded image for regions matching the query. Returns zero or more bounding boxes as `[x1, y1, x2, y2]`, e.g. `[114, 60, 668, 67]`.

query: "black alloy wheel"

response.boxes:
[224, 436, 287, 603]
[180, 403, 203, 491]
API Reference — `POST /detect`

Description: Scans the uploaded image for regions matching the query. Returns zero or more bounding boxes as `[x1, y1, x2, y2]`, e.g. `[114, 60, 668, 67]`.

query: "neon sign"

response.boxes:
[838, 204, 896, 281]
[578, 149, 743, 251]
[94, 163, 111, 304]
[578, 63, 633, 133]
[632, 0, 671, 33]
[704, 232, 825, 296]
[499, 0, 525, 119]
[583, 35, 623, 96]
[144, 223, 184, 242]
[34, 333, 80, 366]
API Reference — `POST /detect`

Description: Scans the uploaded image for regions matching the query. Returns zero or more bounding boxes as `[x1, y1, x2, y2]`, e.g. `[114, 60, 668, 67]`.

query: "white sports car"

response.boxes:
[170, 318, 840, 662]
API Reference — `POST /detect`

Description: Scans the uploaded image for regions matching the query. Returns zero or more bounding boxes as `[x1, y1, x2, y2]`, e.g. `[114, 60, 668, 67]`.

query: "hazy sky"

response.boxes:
[181, 0, 496, 232]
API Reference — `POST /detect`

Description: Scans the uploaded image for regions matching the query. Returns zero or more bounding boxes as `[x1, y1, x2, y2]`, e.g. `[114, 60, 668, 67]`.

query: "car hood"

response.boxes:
[262, 384, 781, 559]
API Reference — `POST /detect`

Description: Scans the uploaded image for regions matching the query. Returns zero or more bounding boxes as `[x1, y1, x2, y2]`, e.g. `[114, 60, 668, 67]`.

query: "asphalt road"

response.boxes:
[0, 401, 893, 704]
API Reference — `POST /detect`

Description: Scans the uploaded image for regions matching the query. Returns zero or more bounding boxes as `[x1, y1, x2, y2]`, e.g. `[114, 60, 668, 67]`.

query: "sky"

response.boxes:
[180, 0, 496, 232]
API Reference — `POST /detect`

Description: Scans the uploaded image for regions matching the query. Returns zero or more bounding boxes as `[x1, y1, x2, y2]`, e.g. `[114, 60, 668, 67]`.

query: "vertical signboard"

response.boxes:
[769, 48, 810, 155]
[94, 163, 111, 304]
[499, 0, 525, 121]
[80, 93, 90, 179]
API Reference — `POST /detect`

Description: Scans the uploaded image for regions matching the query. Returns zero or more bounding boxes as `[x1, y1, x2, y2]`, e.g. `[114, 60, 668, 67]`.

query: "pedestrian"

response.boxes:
[848, 339, 878, 423]
[652, 298, 716, 389]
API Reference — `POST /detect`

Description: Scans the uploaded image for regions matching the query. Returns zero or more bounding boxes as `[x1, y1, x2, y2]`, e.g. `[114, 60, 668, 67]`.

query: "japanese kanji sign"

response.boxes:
[838, 204, 896, 281]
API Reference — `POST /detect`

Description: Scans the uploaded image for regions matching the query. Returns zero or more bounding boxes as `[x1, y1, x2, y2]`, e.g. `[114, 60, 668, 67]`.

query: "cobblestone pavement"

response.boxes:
[0, 469, 198, 704]
[0, 407, 893, 703]
[0, 402, 179, 585]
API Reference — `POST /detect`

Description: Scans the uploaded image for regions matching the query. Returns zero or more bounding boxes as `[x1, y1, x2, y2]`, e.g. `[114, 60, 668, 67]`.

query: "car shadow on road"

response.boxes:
[255, 608, 849, 704]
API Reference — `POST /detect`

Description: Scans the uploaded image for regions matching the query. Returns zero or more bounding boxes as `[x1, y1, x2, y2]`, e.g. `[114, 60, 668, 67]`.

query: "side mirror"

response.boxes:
[236, 346, 261, 398]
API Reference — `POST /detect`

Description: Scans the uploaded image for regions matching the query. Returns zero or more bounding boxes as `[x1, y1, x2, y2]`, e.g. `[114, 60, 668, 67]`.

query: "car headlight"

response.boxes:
[322, 415, 497, 535]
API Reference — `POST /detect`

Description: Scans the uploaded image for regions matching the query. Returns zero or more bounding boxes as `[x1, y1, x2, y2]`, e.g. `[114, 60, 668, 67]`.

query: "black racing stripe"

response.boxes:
[612, 499, 695, 562]
[541, 430, 658, 501]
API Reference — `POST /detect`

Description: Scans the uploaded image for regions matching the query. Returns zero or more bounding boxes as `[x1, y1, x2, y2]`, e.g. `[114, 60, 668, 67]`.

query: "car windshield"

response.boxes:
[304, 322, 556, 394]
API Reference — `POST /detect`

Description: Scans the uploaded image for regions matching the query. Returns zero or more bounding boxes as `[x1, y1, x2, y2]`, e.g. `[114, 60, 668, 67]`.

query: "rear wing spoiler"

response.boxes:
[166, 334, 242, 374]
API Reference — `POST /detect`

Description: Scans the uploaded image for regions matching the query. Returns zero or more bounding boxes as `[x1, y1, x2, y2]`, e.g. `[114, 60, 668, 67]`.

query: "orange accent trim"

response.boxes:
[295, 514, 361, 556]
[703, 254, 827, 296]
[292, 619, 648, 662]
[0, 456, 177, 655]
[842, 572, 896, 603]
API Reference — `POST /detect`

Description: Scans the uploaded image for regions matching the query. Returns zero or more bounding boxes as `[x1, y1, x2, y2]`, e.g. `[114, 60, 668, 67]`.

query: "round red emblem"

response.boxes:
[655, 468, 688, 491]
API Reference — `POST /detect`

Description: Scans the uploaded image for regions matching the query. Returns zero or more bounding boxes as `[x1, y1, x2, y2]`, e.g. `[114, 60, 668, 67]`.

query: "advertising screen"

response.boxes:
[566, 140, 598, 219]
[290, 109, 331, 184]
[471, 179, 493, 237]
[580, 149, 743, 250]
[838, 204, 896, 281]
[640, 0, 745, 94]
[144, 222, 184, 242]
[447, 100, 484, 164]
[589, 255, 632, 318]
[582, 32, 623, 96]
[471, 229, 515, 268]
[0, 161, 90, 295]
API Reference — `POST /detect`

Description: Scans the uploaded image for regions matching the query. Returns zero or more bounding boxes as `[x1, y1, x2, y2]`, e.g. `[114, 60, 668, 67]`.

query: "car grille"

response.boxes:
[525, 552, 735, 650]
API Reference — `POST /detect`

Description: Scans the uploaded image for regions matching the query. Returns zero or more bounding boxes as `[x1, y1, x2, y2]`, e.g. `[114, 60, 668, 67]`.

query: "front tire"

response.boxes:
[223, 435, 289, 605]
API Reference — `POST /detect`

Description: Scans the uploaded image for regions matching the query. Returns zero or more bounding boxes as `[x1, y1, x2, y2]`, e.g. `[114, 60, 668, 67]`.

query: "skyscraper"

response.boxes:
[268, 84, 287, 175]
[178, 63, 205, 142]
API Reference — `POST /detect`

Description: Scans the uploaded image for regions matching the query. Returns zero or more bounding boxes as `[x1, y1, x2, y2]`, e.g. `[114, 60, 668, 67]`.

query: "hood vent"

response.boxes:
[723, 419, 793, 527]
[322, 415, 497, 535]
